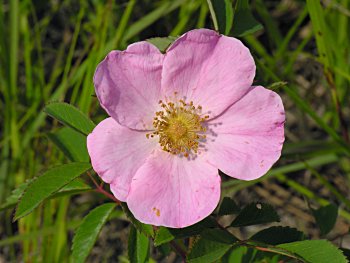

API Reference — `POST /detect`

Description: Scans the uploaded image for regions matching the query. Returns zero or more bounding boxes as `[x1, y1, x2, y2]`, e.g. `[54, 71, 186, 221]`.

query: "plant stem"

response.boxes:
[206, 0, 219, 31]
[170, 240, 187, 260]
[87, 172, 120, 204]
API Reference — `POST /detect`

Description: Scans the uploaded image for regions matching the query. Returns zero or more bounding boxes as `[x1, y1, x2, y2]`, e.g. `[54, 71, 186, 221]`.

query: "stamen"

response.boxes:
[146, 93, 208, 156]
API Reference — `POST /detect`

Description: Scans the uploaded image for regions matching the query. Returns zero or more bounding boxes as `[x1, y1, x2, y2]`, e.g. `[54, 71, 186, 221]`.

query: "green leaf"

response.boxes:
[250, 226, 306, 245]
[278, 240, 347, 263]
[231, 0, 263, 37]
[218, 197, 240, 216]
[154, 227, 174, 246]
[14, 162, 91, 220]
[210, 0, 234, 34]
[44, 102, 95, 136]
[268, 81, 288, 90]
[222, 246, 255, 263]
[187, 229, 237, 263]
[312, 204, 338, 236]
[230, 203, 280, 227]
[0, 179, 34, 211]
[154, 217, 216, 246]
[121, 203, 154, 238]
[306, 0, 333, 68]
[1, 178, 90, 212]
[47, 127, 89, 162]
[340, 248, 350, 261]
[146, 36, 177, 53]
[71, 203, 116, 263]
[52, 178, 91, 198]
[128, 225, 150, 263]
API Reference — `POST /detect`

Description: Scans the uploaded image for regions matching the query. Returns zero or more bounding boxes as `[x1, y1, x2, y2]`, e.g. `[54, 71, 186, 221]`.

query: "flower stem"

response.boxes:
[206, 0, 219, 32]
[87, 172, 120, 204]
[169, 240, 187, 260]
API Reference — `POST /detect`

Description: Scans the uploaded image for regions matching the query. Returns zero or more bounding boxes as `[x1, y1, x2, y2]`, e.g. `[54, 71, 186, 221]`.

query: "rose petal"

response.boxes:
[204, 86, 285, 180]
[126, 151, 221, 228]
[94, 42, 164, 130]
[161, 28, 255, 119]
[87, 118, 157, 201]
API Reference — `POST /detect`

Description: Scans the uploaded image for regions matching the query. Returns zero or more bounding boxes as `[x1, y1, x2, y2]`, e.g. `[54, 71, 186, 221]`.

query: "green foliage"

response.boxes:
[0, 179, 34, 211]
[278, 240, 347, 263]
[230, 203, 280, 227]
[312, 204, 338, 236]
[222, 246, 252, 263]
[44, 102, 96, 136]
[154, 217, 216, 246]
[250, 226, 306, 245]
[187, 229, 237, 263]
[1, 179, 90, 212]
[306, 0, 333, 68]
[128, 225, 150, 263]
[123, 0, 186, 42]
[208, 0, 233, 34]
[47, 127, 90, 162]
[231, 0, 263, 36]
[52, 179, 91, 198]
[121, 203, 154, 238]
[14, 163, 91, 220]
[71, 203, 116, 263]
[146, 36, 177, 53]
[218, 197, 240, 215]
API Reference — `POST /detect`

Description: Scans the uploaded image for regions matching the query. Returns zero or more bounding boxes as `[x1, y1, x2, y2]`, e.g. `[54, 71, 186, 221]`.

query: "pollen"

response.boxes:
[146, 94, 208, 156]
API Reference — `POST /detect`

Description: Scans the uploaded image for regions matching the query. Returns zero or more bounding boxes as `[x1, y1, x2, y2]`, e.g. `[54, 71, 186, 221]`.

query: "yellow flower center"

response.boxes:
[147, 95, 209, 157]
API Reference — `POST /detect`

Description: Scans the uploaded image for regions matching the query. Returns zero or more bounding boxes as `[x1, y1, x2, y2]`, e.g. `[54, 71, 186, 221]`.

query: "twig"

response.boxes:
[169, 240, 187, 261]
[87, 171, 120, 204]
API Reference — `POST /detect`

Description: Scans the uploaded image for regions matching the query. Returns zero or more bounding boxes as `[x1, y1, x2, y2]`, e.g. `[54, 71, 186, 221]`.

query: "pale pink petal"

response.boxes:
[161, 28, 255, 118]
[204, 86, 285, 180]
[87, 118, 157, 201]
[94, 42, 164, 130]
[126, 151, 221, 228]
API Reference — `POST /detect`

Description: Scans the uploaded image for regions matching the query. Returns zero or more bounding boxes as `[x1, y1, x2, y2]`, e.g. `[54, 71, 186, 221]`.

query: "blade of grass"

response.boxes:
[276, 174, 350, 221]
[206, 0, 219, 31]
[305, 164, 350, 209]
[123, 0, 186, 42]
[254, 0, 283, 48]
[275, 6, 308, 60]
[113, 0, 136, 48]
[222, 153, 339, 190]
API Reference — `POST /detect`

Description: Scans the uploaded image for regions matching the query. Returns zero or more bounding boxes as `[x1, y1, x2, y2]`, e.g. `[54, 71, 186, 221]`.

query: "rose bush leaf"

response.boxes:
[1, 178, 90, 212]
[128, 225, 150, 263]
[231, 0, 263, 37]
[312, 204, 338, 236]
[250, 226, 306, 245]
[51, 178, 91, 198]
[146, 36, 177, 53]
[222, 246, 263, 263]
[14, 162, 91, 221]
[47, 127, 89, 162]
[0, 179, 34, 211]
[121, 203, 154, 238]
[154, 217, 217, 246]
[210, 0, 234, 34]
[278, 240, 347, 263]
[187, 229, 237, 263]
[71, 203, 116, 263]
[230, 202, 280, 227]
[44, 102, 95, 136]
[218, 197, 240, 216]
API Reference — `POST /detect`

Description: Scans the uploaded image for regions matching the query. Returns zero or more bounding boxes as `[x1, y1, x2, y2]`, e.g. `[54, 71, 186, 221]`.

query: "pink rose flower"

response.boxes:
[87, 29, 285, 228]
